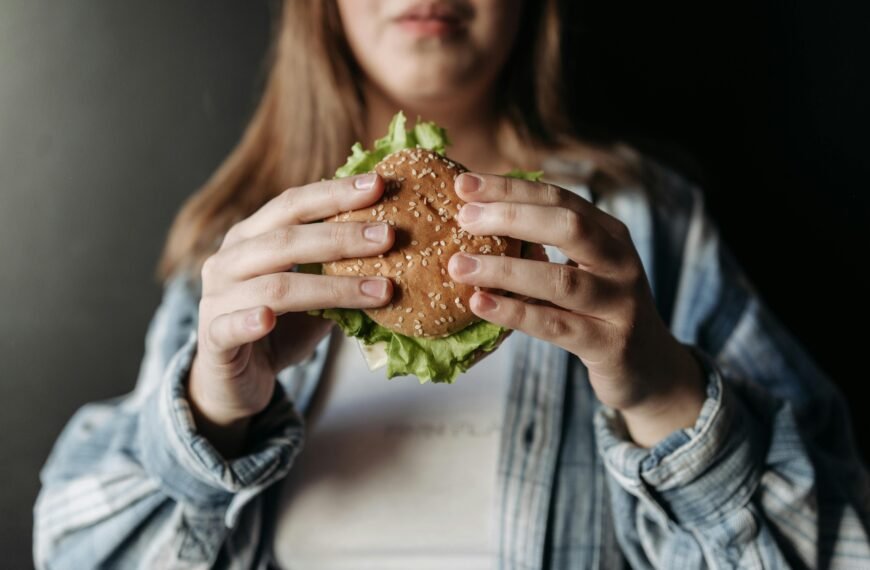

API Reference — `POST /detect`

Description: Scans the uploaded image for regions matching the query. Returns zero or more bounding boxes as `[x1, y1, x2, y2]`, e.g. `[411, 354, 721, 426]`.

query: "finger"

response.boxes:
[223, 174, 386, 247]
[205, 306, 276, 365]
[448, 253, 622, 316]
[217, 273, 393, 316]
[205, 222, 394, 288]
[469, 291, 611, 359]
[457, 202, 626, 273]
[455, 173, 626, 236]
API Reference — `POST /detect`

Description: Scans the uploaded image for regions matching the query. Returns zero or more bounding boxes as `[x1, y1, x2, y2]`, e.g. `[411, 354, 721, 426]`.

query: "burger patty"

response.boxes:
[323, 148, 520, 338]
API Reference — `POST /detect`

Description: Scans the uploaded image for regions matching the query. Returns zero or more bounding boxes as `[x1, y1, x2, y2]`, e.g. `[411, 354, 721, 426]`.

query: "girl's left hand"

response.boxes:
[449, 173, 705, 447]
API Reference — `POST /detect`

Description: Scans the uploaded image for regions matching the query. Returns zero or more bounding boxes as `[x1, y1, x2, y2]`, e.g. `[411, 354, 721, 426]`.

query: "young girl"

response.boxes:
[34, 1, 870, 568]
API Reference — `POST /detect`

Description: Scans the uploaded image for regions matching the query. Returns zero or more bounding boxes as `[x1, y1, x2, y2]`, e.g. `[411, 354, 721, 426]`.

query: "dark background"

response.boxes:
[1, 1, 867, 567]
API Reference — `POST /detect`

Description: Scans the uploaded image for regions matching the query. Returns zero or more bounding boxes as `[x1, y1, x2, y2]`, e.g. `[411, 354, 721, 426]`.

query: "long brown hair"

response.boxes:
[157, 0, 637, 282]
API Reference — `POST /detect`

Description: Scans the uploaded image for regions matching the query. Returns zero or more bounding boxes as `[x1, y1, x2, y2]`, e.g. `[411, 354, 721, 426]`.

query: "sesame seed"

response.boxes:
[435, 293, 441, 300]
[411, 240, 418, 245]
[453, 238, 461, 244]
[448, 316, 454, 323]
[346, 267, 353, 272]
[439, 240, 446, 246]
[422, 259, 428, 266]
[392, 206, 398, 213]
[396, 261, 403, 268]
[430, 301, 436, 308]
[406, 308, 412, 313]
[435, 225, 441, 231]
[378, 254, 384, 258]
[409, 201, 417, 206]
[398, 316, 404, 323]
[414, 212, 420, 217]
[413, 319, 421, 325]
[439, 303, 447, 309]
[428, 292, 435, 298]
[397, 271, 403, 276]
[437, 248, 442, 255]
[356, 259, 363, 266]
[374, 262, 382, 268]
[427, 214, 433, 222]
[442, 282, 449, 287]
[405, 255, 412, 260]
[371, 209, 377, 216]
[418, 311, 425, 318]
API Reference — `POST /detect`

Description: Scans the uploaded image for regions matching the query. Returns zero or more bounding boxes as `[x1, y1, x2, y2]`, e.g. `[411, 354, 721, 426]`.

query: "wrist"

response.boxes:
[619, 343, 705, 448]
[188, 356, 252, 458]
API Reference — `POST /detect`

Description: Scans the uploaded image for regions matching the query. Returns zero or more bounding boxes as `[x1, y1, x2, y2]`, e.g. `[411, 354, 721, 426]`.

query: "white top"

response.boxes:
[272, 327, 513, 570]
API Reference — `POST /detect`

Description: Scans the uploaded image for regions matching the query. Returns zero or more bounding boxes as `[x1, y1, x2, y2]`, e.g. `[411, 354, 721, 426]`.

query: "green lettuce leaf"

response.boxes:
[334, 111, 450, 178]
[313, 112, 541, 383]
[504, 168, 544, 181]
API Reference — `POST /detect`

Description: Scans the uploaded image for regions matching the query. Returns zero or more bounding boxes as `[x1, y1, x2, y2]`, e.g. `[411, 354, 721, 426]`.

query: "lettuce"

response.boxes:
[314, 111, 540, 383]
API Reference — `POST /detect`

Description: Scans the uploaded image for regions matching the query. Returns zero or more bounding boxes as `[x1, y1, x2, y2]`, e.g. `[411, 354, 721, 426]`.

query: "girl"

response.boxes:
[34, 1, 870, 568]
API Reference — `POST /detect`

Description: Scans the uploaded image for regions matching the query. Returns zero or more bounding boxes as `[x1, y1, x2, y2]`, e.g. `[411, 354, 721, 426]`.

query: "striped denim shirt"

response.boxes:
[34, 156, 870, 569]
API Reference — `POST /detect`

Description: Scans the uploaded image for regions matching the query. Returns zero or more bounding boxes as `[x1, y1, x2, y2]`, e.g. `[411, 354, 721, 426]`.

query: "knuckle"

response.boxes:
[496, 256, 514, 282]
[544, 183, 563, 206]
[562, 209, 586, 242]
[269, 227, 295, 250]
[330, 222, 349, 249]
[553, 264, 581, 301]
[326, 277, 346, 303]
[263, 275, 291, 301]
[500, 176, 514, 200]
[279, 186, 299, 212]
[201, 254, 220, 282]
[502, 202, 519, 225]
[543, 312, 570, 340]
[611, 219, 631, 240]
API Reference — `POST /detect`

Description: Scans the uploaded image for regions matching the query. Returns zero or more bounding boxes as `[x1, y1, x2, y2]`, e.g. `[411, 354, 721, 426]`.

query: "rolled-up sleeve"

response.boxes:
[594, 165, 870, 569]
[34, 275, 311, 569]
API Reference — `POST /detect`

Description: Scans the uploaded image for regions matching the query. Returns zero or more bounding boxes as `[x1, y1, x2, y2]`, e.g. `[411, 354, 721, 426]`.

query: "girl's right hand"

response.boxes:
[188, 173, 394, 453]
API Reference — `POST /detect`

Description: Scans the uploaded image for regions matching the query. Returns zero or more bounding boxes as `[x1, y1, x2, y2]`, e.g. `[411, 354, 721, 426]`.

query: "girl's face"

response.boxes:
[336, 0, 523, 109]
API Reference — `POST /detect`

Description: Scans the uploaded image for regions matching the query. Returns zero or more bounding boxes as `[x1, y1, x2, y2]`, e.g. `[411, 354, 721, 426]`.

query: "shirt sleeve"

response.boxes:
[33, 275, 319, 569]
[594, 168, 870, 569]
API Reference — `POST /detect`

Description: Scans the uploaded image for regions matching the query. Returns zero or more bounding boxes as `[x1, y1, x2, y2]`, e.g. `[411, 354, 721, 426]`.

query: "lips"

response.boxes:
[394, 1, 472, 37]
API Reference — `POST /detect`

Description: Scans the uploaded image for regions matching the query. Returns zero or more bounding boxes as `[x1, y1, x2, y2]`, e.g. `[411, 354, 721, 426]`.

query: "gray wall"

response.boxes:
[0, 2, 270, 566]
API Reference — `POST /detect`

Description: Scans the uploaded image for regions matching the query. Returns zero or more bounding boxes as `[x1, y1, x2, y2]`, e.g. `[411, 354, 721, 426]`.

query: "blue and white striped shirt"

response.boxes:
[34, 155, 870, 568]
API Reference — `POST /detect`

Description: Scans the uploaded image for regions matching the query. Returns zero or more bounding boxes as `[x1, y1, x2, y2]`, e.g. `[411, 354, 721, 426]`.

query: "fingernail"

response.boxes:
[354, 173, 377, 190]
[473, 292, 498, 312]
[457, 173, 483, 194]
[246, 308, 262, 329]
[363, 223, 388, 242]
[458, 203, 483, 223]
[450, 253, 480, 275]
[361, 278, 389, 297]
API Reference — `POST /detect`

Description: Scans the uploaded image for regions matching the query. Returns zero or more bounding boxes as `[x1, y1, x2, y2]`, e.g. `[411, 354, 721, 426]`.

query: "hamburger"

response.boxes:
[309, 112, 542, 383]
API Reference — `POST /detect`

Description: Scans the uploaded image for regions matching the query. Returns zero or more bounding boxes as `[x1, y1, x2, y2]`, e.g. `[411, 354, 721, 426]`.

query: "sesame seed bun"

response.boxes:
[323, 148, 521, 338]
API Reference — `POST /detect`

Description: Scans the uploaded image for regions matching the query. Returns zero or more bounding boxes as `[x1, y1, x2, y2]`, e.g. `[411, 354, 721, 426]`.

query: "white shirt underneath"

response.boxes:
[272, 327, 513, 570]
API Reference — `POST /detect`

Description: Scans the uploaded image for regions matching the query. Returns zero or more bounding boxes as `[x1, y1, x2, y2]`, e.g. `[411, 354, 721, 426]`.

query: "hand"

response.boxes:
[448, 173, 704, 447]
[189, 173, 395, 455]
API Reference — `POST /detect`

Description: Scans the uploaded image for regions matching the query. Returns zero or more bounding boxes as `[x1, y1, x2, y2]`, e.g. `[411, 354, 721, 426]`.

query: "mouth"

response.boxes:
[393, 1, 471, 38]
